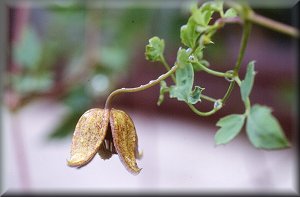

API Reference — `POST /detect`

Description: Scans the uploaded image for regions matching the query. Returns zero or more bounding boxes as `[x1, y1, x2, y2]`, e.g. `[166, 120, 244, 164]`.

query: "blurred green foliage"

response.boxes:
[8, 2, 187, 140]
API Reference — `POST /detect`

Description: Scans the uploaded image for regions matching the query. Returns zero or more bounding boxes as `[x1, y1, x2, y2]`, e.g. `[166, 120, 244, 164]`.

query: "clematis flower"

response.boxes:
[67, 108, 142, 174]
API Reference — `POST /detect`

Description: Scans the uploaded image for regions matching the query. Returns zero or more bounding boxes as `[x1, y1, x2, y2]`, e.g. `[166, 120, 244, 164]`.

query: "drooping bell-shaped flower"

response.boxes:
[67, 108, 142, 174]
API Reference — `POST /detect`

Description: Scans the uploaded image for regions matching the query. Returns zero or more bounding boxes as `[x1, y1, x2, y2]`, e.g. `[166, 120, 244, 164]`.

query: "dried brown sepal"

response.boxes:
[110, 108, 142, 174]
[67, 108, 109, 167]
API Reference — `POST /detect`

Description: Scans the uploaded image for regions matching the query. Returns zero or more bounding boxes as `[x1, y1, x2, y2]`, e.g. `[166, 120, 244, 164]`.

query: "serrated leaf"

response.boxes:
[68, 109, 109, 167]
[180, 19, 200, 48]
[192, 8, 213, 26]
[157, 80, 170, 106]
[110, 109, 141, 175]
[145, 36, 165, 62]
[169, 48, 202, 104]
[246, 104, 290, 149]
[215, 114, 245, 145]
[187, 86, 204, 104]
[224, 8, 237, 18]
[240, 61, 256, 102]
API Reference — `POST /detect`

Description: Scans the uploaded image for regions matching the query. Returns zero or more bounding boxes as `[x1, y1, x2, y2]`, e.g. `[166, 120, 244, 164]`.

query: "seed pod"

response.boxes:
[68, 108, 109, 167]
[110, 109, 142, 174]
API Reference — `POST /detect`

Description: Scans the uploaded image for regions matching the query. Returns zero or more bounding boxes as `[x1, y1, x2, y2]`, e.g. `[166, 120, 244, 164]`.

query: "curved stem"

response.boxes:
[233, 21, 252, 74]
[221, 82, 235, 103]
[105, 65, 178, 109]
[221, 21, 252, 105]
[160, 56, 176, 82]
[200, 94, 217, 103]
[188, 104, 220, 116]
[194, 62, 233, 78]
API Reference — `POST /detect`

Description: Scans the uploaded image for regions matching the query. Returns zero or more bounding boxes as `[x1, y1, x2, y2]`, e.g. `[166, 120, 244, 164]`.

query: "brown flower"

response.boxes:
[67, 108, 142, 175]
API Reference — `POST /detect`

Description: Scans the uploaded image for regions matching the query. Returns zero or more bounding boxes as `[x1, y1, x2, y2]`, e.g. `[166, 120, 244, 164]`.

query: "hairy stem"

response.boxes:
[105, 65, 178, 109]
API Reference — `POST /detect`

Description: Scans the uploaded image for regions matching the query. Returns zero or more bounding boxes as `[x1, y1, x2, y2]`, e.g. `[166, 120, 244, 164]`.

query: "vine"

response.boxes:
[68, 1, 298, 174]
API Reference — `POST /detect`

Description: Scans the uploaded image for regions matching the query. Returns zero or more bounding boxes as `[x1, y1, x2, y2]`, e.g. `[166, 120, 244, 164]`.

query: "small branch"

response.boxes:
[233, 21, 252, 74]
[105, 65, 178, 109]
[222, 21, 252, 104]
[225, 0, 299, 38]
[160, 56, 176, 82]
[194, 62, 233, 78]
[221, 82, 235, 104]
[248, 12, 299, 38]
[200, 94, 217, 103]
[215, 16, 243, 26]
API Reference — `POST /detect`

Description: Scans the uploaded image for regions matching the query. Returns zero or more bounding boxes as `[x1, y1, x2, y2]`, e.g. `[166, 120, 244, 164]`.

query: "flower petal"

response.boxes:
[110, 109, 142, 174]
[68, 108, 109, 167]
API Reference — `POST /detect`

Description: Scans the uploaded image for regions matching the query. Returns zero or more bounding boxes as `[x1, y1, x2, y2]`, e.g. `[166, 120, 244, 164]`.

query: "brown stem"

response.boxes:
[248, 12, 299, 38]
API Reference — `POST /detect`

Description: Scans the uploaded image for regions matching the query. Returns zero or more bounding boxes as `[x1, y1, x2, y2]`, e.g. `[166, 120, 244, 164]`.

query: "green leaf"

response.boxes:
[187, 86, 204, 104]
[169, 48, 203, 104]
[192, 8, 213, 26]
[180, 19, 200, 48]
[13, 26, 42, 70]
[215, 114, 245, 145]
[246, 104, 290, 149]
[157, 80, 170, 106]
[64, 85, 91, 111]
[145, 36, 165, 62]
[240, 61, 256, 102]
[200, 1, 223, 14]
[224, 8, 237, 18]
[194, 45, 204, 60]
[12, 73, 53, 94]
[99, 46, 128, 71]
[48, 111, 83, 140]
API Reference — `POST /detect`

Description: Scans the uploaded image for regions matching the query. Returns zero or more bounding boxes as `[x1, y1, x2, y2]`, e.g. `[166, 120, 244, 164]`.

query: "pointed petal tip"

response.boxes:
[136, 150, 143, 160]
[128, 167, 142, 175]
[67, 154, 86, 167]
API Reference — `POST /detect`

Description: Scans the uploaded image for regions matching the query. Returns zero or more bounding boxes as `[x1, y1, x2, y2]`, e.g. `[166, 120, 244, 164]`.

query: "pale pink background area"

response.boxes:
[2, 99, 297, 194]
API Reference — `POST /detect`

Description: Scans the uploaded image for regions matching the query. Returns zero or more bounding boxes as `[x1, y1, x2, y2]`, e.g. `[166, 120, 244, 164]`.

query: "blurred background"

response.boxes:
[1, 0, 298, 194]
